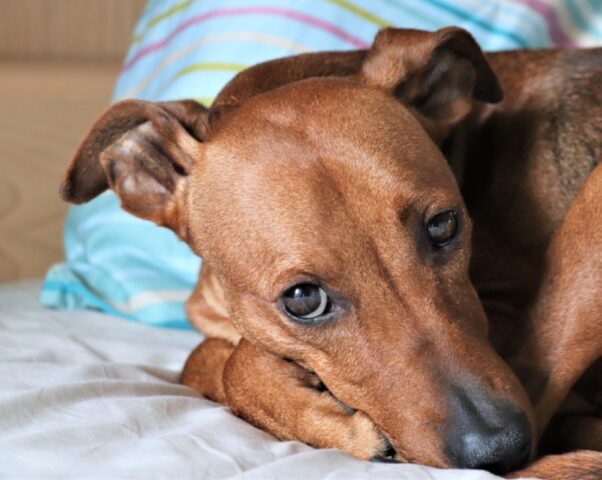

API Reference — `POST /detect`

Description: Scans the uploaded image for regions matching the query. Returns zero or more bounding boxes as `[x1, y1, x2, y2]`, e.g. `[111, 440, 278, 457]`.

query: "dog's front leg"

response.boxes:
[507, 450, 602, 480]
[181, 337, 235, 404]
[510, 164, 602, 441]
[222, 338, 391, 461]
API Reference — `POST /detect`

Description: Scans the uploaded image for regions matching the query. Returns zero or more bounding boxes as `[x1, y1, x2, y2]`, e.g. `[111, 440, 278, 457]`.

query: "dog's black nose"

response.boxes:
[446, 387, 532, 475]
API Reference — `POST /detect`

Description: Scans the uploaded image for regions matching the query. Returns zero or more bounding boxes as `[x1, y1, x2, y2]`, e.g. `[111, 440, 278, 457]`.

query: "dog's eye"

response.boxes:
[426, 210, 458, 247]
[282, 283, 330, 321]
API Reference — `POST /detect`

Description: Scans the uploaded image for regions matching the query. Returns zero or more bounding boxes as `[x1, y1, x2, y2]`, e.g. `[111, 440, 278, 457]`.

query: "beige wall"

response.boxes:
[0, 0, 147, 60]
[0, 0, 147, 282]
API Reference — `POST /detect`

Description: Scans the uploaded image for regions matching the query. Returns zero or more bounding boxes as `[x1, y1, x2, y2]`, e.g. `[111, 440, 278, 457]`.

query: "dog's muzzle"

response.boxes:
[446, 385, 532, 474]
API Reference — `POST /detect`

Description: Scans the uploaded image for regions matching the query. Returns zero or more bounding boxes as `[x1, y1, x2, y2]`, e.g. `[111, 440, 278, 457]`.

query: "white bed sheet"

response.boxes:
[0, 280, 509, 479]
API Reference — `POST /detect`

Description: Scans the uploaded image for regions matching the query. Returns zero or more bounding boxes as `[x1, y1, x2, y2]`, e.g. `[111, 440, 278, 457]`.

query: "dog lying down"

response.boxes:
[60, 27, 601, 479]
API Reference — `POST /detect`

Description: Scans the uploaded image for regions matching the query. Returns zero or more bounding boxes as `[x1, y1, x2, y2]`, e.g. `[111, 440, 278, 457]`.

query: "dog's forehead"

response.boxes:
[207, 77, 452, 189]
[192, 78, 461, 289]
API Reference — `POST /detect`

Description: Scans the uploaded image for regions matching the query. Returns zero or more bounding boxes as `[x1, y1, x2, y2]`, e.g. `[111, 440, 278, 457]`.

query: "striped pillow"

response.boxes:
[42, 0, 602, 329]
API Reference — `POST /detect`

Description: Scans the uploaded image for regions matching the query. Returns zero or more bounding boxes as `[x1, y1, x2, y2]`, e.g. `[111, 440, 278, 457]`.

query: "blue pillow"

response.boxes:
[42, 0, 601, 328]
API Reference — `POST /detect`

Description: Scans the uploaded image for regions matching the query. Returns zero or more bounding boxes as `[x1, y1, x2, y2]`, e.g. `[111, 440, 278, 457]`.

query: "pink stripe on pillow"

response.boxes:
[122, 6, 370, 73]
[511, 0, 577, 47]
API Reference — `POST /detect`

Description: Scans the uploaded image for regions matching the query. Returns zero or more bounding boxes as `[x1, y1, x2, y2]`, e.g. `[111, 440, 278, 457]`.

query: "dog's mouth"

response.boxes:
[371, 436, 399, 463]
[314, 378, 399, 462]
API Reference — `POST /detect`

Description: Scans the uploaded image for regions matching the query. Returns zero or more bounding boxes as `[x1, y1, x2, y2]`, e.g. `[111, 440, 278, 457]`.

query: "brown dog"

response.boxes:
[60, 27, 601, 478]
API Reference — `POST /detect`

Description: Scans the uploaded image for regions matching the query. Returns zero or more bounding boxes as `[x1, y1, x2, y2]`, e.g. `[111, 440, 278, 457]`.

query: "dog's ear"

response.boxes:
[360, 27, 502, 142]
[60, 99, 210, 239]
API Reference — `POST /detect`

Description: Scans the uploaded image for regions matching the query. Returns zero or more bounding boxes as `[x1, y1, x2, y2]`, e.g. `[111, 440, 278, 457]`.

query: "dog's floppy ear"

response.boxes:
[60, 99, 210, 239]
[360, 27, 502, 142]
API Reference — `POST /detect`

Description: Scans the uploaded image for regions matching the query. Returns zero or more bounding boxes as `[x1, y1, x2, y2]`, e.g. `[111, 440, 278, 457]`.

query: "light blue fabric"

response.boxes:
[42, 0, 601, 328]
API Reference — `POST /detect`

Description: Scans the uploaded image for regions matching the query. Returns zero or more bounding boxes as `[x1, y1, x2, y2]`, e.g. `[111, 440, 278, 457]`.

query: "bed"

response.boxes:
[0, 280, 501, 479]
[2, 1, 600, 478]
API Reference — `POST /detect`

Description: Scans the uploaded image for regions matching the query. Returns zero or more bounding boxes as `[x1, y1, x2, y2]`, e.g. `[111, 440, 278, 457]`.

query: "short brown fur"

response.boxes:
[60, 27, 601, 478]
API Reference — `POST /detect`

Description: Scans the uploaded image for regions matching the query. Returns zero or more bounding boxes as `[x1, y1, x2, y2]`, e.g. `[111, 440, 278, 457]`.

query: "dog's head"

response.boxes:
[61, 27, 533, 473]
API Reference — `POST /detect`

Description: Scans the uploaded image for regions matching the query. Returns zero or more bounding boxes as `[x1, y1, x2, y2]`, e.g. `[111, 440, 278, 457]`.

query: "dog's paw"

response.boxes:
[307, 381, 395, 461]
[342, 411, 393, 461]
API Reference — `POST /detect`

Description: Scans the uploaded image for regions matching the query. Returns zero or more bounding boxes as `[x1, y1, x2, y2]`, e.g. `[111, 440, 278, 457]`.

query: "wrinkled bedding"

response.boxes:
[0, 280, 507, 479]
